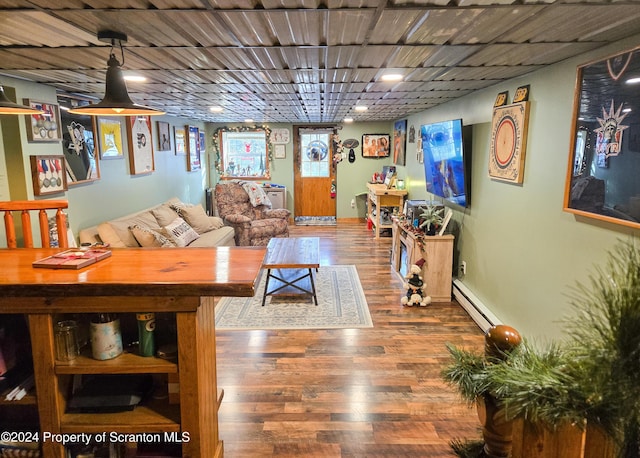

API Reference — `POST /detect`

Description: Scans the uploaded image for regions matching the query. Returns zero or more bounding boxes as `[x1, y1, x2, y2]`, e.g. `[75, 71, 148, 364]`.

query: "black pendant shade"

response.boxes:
[68, 32, 165, 116]
[0, 86, 45, 115]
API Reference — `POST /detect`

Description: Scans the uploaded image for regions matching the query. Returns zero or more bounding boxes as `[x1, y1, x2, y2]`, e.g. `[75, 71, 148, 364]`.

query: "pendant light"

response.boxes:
[0, 85, 44, 115]
[68, 31, 165, 116]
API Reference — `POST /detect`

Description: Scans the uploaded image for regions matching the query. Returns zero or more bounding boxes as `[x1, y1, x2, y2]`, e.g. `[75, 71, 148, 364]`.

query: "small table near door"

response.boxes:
[262, 237, 320, 306]
[366, 183, 408, 238]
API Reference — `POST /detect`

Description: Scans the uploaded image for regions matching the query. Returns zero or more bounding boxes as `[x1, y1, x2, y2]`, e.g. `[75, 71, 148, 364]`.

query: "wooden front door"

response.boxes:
[293, 126, 336, 218]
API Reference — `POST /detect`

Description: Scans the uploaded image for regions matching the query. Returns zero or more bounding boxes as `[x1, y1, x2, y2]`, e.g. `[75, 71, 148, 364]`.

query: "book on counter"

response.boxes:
[32, 248, 112, 269]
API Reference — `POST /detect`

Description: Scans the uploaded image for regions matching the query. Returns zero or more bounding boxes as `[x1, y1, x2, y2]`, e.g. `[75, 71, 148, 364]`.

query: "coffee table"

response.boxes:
[261, 237, 320, 306]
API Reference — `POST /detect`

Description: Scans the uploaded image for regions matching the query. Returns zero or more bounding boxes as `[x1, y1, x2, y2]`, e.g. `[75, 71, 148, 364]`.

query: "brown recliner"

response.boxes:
[214, 182, 290, 246]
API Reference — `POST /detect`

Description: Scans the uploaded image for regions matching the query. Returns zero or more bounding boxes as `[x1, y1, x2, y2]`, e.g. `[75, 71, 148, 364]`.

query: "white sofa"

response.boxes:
[79, 198, 235, 248]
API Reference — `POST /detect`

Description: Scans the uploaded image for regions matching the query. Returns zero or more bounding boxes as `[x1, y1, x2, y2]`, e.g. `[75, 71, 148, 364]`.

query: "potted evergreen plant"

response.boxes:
[442, 241, 640, 457]
[419, 205, 444, 235]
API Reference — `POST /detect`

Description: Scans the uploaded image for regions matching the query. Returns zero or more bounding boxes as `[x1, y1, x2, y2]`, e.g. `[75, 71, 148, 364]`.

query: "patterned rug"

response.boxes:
[294, 216, 337, 226]
[215, 265, 373, 330]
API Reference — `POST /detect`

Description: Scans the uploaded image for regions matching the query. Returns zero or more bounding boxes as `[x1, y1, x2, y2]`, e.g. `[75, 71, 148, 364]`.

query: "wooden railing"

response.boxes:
[0, 200, 68, 248]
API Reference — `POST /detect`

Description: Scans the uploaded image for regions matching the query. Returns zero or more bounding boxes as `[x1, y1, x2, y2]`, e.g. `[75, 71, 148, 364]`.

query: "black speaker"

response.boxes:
[205, 188, 213, 216]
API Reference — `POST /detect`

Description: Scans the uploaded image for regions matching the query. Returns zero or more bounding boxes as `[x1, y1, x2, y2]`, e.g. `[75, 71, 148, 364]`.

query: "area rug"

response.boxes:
[215, 265, 373, 330]
[294, 216, 337, 226]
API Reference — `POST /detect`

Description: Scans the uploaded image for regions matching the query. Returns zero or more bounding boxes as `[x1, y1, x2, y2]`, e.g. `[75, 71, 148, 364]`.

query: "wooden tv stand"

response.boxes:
[0, 246, 266, 458]
[391, 219, 454, 302]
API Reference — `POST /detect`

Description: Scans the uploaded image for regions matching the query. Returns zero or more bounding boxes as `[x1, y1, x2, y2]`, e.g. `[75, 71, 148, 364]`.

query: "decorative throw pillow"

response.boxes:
[172, 203, 222, 234]
[96, 222, 127, 248]
[152, 204, 180, 227]
[163, 217, 200, 247]
[130, 224, 175, 248]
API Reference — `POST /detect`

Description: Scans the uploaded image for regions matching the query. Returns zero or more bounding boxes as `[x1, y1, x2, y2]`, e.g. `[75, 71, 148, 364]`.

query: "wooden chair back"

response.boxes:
[0, 200, 69, 248]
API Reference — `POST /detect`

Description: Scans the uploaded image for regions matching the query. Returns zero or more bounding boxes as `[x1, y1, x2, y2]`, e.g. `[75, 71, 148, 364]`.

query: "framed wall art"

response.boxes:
[127, 115, 155, 175]
[488, 101, 530, 184]
[23, 100, 62, 143]
[30, 155, 68, 196]
[97, 117, 124, 159]
[186, 125, 201, 171]
[199, 131, 206, 156]
[393, 120, 407, 166]
[270, 128, 290, 144]
[274, 144, 286, 159]
[563, 45, 640, 229]
[174, 126, 186, 156]
[157, 121, 171, 152]
[59, 107, 100, 185]
[362, 134, 390, 158]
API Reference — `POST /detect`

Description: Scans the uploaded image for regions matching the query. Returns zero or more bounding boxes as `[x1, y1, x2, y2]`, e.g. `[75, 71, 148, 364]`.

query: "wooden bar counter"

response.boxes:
[0, 246, 267, 458]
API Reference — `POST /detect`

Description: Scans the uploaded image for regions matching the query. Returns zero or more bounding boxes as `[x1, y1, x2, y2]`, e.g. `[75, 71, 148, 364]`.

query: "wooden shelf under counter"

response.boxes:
[55, 351, 178, 375]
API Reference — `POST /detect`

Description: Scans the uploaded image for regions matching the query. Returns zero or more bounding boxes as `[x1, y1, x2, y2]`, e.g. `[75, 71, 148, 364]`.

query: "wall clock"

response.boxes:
[489, 101, 530, 184]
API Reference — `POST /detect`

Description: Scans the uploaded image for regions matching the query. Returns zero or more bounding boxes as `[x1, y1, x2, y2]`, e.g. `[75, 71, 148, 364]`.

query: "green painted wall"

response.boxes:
[399, 35, 640, 341]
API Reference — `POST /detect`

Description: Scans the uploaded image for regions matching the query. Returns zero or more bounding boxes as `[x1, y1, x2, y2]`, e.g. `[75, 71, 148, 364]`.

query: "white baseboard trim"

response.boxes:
[452, 279, 501, 333]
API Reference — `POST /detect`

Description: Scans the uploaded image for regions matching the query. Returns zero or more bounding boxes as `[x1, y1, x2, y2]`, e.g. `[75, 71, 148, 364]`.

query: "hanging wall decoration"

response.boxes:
[563, 45, 640, 229]
[97, 117, 124, 159]
[343, 138, 359, 163]
[488, 95, 531, 184]
[23, 100, 62, 143]
[174, 126, 186, 156]
[494, 91, 509, 107]
[393, 120, 407, 166]
[127, 115, 155, 175]
[30, 155, 68, 196]
[59, 105, 100, 185]
[186, 125, 201, 171]
[270, 128, 290, 144]
[157, 121, 171, 151]
[362, 134, 390, 158]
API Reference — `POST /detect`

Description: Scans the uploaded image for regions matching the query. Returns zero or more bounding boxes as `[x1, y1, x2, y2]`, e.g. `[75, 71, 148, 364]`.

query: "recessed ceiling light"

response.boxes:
[124, 75, 147, 82]
[380, 74, 403, 82]
[355, 105, 368, 112]
[210, 106, 223, 113]
[626, 77, 640, 84]
[244, 118, 254, 123]
[343, 117, 354, 123]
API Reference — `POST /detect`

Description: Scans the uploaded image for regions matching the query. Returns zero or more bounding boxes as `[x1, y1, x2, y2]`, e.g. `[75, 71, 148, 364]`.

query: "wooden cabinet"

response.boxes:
[0, 247, 266, 457]
[366, 183, 407, 238]
[391, 219, 454, 302]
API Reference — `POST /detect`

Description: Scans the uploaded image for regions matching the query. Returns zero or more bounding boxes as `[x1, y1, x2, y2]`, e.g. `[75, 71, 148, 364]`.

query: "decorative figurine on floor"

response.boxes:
[401, 259, 431, 307]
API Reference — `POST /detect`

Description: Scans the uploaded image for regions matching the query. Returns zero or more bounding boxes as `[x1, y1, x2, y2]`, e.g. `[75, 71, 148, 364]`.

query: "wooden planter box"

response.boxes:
[511, 419, 617, 458]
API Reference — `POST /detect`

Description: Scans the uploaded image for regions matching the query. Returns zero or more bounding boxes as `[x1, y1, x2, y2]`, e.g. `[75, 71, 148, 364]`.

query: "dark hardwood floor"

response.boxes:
[216, 222, 485, 457]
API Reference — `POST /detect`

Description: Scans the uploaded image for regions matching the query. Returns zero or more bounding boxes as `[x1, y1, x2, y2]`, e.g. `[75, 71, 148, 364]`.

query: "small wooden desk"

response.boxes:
[262, 237, 320, 306]
[366, 183, 408, 238]
[0, 246, 266, 458]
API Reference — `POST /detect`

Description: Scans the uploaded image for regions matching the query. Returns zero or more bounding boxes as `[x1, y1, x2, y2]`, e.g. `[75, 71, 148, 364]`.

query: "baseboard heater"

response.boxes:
[452, 279, 501, 333]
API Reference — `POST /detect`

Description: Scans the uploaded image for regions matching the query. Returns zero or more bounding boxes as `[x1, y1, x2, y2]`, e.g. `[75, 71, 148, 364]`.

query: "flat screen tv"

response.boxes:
[421, 119, 471, 208]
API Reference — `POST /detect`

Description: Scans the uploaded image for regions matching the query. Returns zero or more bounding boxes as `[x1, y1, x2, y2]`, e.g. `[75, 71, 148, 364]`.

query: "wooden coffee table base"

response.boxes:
[262, 268, 318, 306]
[261, 237, 320, 307]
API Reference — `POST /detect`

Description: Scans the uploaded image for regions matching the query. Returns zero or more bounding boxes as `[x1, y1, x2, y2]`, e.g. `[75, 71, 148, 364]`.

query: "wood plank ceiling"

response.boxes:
[1, 0, 639, 123]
